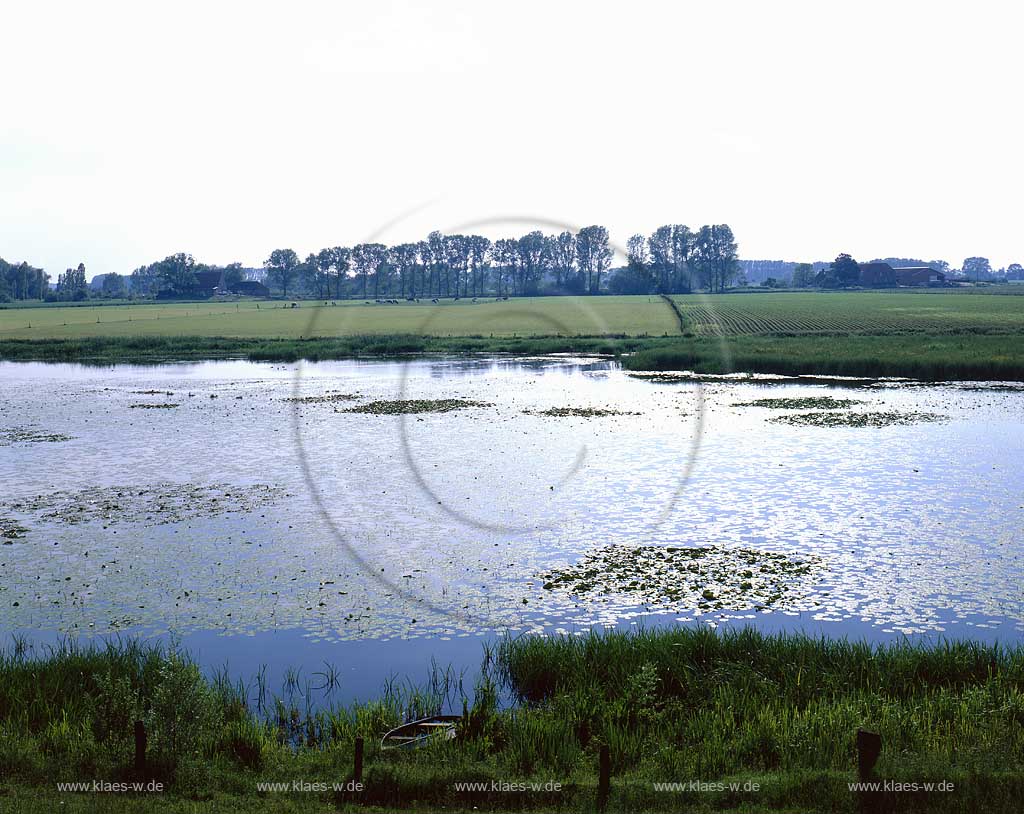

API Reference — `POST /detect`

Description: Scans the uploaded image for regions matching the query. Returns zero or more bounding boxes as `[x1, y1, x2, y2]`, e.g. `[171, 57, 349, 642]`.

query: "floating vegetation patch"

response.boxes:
[771, 411, 948, 428]
[523, 407, 639, 418]
[541, 544, 823, 611]
[2, 482, 287, 527]
[282, 392, 361, 404]
[0, 427, 74, 446]
[1, 517, 28, 542]
[733, 396, 865, 410]
[344, 398, 493, 415]
[128, 403, 180, 409]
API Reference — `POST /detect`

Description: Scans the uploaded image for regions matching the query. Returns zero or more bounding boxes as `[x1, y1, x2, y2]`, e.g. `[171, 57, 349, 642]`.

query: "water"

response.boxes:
[1, 358, 1022, 702]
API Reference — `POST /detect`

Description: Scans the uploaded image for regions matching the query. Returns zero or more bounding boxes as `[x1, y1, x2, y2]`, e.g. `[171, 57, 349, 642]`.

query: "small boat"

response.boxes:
[380, 715, 461, 751]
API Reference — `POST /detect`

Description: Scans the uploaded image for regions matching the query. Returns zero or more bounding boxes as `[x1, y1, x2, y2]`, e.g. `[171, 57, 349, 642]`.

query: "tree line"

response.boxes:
[0, 257, 49, 302]
[140, 223, 739, 300]
[622, 224, 740, 294]
[0, 259, 97, 303]
[256, 226, 619, 300]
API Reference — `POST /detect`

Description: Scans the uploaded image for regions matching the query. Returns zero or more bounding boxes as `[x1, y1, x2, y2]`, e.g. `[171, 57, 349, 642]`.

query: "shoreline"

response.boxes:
[2, 332, 1024, 381]
[3, 626, 1023, 813]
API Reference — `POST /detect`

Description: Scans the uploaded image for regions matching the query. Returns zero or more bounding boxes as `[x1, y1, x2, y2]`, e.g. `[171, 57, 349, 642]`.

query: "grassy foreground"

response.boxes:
[3, 628, 1023, 813]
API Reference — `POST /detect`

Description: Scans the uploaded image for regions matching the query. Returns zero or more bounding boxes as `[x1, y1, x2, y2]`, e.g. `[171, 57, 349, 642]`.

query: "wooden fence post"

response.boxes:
[597, 744, 610, 810]
[134, 720, 147, 773]
[353, 736, 364, 784]
[856, 728, 881, 781]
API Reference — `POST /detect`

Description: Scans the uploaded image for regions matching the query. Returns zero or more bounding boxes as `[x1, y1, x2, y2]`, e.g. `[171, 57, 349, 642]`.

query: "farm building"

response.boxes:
[859, 262, 945, 287]
[858, 262, 897, 287]
[893, 266, 946, 286]
[194, 270, 227, 296]
[193, 270, 270, 298]
[231, 280, 271, 297]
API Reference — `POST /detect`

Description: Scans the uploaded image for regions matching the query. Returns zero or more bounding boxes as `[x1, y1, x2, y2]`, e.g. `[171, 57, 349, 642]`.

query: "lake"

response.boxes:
[2, 357, 1022, 703]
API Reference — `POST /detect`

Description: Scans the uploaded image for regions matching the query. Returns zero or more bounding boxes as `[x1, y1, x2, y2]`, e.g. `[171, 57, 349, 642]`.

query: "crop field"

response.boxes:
[0, 296, 679, 340]
[673, 291, 1024, 336]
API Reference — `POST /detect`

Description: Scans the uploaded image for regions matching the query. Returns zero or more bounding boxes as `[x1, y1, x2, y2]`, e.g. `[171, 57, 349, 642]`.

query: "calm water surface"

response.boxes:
[1, 358, 1022, 701]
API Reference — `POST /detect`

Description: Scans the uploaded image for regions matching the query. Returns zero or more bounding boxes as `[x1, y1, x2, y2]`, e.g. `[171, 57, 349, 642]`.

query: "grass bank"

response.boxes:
[622, 333, 1024, 381]
[2, 332, 1024, 381]
[0, 334, 657, 364]
[3, 628, 1023, 812]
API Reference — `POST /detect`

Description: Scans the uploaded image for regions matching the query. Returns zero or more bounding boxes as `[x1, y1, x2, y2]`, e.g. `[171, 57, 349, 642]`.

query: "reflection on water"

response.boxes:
[1, 358, 1022, 696]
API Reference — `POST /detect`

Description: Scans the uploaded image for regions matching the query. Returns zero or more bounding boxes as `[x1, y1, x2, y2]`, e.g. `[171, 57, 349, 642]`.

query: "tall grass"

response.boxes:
[622, 334, 1024, 380]
[0, 334, 651, 364]
[3, 628, 1024, 811]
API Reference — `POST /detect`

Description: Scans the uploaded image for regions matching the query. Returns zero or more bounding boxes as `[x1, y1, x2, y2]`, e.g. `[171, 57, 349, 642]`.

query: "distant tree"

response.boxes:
[0, 257, 48, 300]
[822, 253, 860, 288]
[648, 226, 674, 293]
[626, 234, 650, 276]
[388, 243, 419, 298]
[962, 257, 992, 279]
[300, 253, 323, 297]
[57, 263, 89, 300]
[326, 247, 350, 299]
[264, 249, 300, 297]
[223, 262, 245, 291]
[153, 254, 198, 297]
[516, 231, 546, 296]
[576, 225, 611, 294]
[467, 236, 491, 297]
[491, 238, 518, 297]
[352, 243, 387, 299]
[1007, 263, 1024, 280]
[669, 225, 695, 293]
[101, 272, 125, 298]
[693, 225, 740, 293]
[130, 265, 161, 297]
[549, 231, 578, 292]
[791, 263, 815, 288]
[611, 234, 656, 294]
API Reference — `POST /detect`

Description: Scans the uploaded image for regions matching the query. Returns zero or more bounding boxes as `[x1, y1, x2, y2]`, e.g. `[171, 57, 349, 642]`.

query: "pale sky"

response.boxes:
[2, 0, 1022, 278]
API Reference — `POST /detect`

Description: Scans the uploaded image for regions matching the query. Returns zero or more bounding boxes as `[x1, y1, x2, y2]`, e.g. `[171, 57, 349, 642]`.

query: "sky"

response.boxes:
[2, 0, 1022, 279]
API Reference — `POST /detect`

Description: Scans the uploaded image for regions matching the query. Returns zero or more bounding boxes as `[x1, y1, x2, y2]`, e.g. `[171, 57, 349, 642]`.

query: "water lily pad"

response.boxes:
[733, 397, 865, 409]
[523, 407, 639, 417]
[540, 544, 824, 612]
[344, 399, 492, 415]
[771, 411, 947, 427]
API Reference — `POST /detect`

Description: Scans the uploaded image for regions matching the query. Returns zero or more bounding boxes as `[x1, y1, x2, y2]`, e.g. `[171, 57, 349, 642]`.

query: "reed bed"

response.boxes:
[3, 628, 1023, 812]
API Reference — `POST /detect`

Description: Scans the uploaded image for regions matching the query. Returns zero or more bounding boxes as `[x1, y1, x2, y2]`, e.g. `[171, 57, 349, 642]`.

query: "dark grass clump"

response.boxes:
[523, 407, 638, 418]
[127, 403, 180, 409]
[344, 398, 493, 415]
[732, 396, 865, 409]
[281, 392, 361, 404]
[0, 428, 74, 445]
[771, 410, 948, 427]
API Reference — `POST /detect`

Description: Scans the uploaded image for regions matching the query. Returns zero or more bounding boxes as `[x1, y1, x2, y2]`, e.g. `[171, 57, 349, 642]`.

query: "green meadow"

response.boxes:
[2, 291, 1023, 380]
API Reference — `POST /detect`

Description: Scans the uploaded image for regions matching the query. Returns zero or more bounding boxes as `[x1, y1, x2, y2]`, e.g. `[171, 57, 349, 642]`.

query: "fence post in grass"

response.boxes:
[134, 720, 147, 773]
[597, 744, 610, 810]
[856, 728, 881, 781]
[353, 736, 364, 784]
